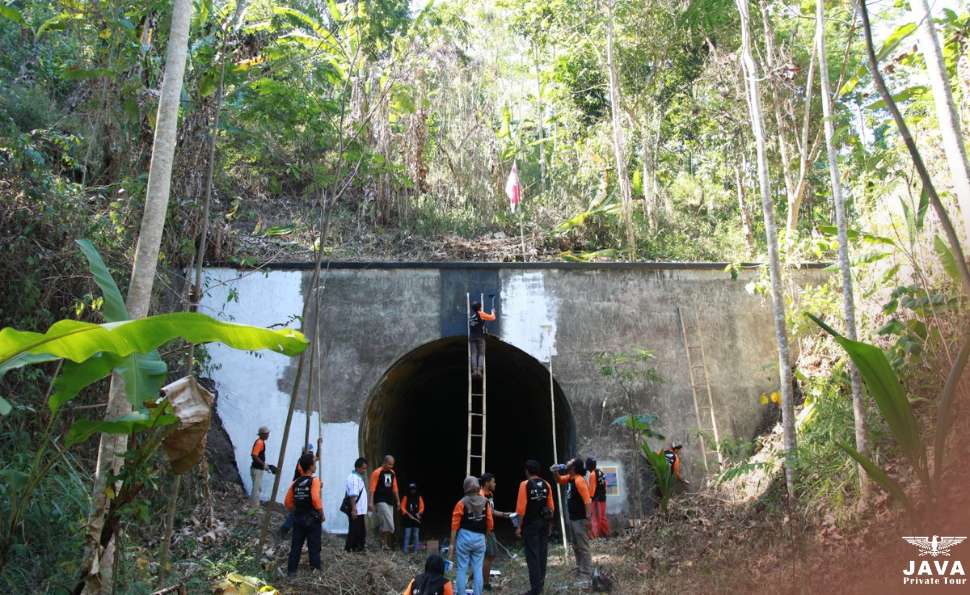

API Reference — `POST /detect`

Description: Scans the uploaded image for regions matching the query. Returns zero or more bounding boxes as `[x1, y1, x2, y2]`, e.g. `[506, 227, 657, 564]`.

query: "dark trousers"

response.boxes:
[345, 514, 366, 552]
[287, 514, 321, 574]
[469, 337, 485, 375]
[523, 521, 549, 594]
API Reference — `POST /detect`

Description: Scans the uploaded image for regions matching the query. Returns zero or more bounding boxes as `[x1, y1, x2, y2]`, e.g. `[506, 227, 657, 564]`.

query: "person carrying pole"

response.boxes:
[280, 443, 316, 539]
[585, 458, 610, 538]
[515, 460, 555, 595]
[284, 453, 324, 576]
[468, 298, 496, 379]
[551, 458, 593, 583]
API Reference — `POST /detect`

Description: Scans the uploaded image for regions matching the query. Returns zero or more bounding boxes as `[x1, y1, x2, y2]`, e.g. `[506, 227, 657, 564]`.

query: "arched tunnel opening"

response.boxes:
[361, 336, 575, 538]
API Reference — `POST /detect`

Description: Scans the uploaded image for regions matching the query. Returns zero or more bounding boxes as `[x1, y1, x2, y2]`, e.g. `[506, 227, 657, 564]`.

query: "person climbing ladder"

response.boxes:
[468, 297, 496, 378]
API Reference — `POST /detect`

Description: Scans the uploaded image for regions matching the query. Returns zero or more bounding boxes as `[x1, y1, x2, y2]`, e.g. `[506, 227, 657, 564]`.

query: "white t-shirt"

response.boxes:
[345, 472, 368, 516]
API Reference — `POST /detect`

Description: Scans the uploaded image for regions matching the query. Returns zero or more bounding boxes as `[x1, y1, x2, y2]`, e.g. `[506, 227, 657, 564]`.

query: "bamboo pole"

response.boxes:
[549, 357, 569, 561]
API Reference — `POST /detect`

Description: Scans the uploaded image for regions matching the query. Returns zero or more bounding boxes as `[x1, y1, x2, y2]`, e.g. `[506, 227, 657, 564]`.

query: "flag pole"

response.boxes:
[519, 212, 527, 262]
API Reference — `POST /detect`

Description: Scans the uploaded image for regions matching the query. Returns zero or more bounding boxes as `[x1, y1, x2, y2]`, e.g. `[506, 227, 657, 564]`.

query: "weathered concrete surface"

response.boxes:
[199, 262, 826, 530]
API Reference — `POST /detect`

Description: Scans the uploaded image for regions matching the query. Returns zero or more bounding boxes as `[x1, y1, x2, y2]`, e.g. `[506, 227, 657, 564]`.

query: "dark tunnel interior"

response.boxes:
[361, 336, 574, 538]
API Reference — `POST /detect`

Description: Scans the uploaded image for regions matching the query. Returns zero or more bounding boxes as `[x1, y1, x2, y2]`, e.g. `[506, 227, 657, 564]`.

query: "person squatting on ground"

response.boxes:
[479, 472, 511, 591]
[449, 476, 494, 595]
[249, 426, 277, 505]
[515, 460, 555, 595]
[284, 453, 324, 576]
[585, 457, 610, 538]
[401, 481, 425, 554]
[344, 457, 369, 552]
[468, 300, 496, 378]
[552, 458, 593, 582]
[402, 554, 454, 595]
[280, 443, 316, 539]
[661, 444, 686, 483]
[370, 454, 401, 549]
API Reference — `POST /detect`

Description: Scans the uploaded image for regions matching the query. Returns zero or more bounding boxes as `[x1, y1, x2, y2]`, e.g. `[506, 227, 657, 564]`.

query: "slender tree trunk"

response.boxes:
[78, 1, 194, 592]
[736, 0, 797, 498]
[605, 0, 636, 258]
[735, 162, 756, 256]
[857, 0, 970, 296]
[816, 0, 868, 497]
[912, 0, 970, 243]
[642, 128, 655, 231]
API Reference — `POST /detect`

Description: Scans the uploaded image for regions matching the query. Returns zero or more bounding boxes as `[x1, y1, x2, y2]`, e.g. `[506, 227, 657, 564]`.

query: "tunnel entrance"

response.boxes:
[361, 336, 574, 538]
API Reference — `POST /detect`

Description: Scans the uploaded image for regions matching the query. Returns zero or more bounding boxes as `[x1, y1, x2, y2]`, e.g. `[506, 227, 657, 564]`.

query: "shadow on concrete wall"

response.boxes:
[360, 336, 575, 535]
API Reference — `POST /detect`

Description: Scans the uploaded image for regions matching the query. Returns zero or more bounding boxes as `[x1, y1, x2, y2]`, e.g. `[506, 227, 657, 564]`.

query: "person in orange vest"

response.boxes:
[284, 453, 324, 576]
[515, 460, 555, 595]
[468, 300, 496, 378]
[661, 444, 686, 483]
[479, 472, 512, 591]
[585, 458, 610, 539]
[280, 443, 316, 539]
[369, 454, 401, 550]
[249, 426, 277, 505]
[449, 476, 494, 595]
[402, 554, 454, 595]
[401, 481, 425, 554]
[551, 458, 593, 582]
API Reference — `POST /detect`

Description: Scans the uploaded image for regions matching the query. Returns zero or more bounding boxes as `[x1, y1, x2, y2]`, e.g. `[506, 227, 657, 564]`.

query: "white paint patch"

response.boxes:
[319, 422, 360, 534]
[199, 268, 304, 503]
[499, 271, 560, 362]
[199, 269, 362, 533]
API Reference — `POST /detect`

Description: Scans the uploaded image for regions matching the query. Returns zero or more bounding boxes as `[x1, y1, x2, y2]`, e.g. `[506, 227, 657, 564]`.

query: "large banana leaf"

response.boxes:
[839, 442, 913, 515]
[0, 312, 307, 368]
[76, 239, 168, 408]
[642, 444, 673, 511]
[809, 314, 928, 487]
[65, 406, 178, 447]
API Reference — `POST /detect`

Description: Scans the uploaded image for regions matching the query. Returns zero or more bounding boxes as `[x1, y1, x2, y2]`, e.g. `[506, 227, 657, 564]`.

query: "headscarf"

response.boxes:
[411, 554, 448, 594]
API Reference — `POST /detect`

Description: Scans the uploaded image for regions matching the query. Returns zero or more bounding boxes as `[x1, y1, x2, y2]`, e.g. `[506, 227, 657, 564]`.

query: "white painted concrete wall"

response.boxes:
[499, 270, 560, 363]
[200, 268, 359, 533]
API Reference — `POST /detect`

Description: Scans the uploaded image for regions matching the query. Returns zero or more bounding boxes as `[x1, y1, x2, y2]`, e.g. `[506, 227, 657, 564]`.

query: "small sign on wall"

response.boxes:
[596, 460, 625, 514]
[602, 465, 620, 497]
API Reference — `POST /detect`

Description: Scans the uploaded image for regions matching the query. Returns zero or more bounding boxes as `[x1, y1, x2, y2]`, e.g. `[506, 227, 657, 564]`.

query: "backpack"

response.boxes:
[340, 487, 362, 515]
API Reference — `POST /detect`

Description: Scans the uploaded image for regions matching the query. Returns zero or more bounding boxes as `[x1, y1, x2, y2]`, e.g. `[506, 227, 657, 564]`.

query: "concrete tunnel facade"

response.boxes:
[199, 261, 826, 534]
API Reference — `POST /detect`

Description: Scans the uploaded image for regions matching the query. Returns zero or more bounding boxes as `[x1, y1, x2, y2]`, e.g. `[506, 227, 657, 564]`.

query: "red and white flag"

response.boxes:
[505, 162, 522, 213]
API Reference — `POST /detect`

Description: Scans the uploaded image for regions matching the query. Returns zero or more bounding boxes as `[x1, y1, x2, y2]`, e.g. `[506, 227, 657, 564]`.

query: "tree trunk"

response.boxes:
[734, 161, 756, 256]
[77, 1, 194, 592]
[605, 0, 636, 258]
[736, 0, 797, 498]
[912, 0, 970, 243]
[816, 0, 868, 497]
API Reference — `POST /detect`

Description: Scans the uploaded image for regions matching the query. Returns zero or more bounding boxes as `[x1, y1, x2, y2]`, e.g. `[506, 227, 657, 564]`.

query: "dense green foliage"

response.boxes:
[1, 0, 969, 589]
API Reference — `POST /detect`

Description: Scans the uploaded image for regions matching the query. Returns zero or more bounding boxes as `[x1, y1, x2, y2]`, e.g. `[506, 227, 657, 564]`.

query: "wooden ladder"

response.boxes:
[677, 306, 723, 474]
[466, 293, 487, 477]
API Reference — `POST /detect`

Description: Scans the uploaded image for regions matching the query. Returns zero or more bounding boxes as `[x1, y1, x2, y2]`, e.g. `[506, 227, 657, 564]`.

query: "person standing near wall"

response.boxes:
[345, 457, 369, 552]
[585, 458, 610, 538]
[280, 443, 316, 539]
[284, 453, 324, 576]
[401, 481, 425, 554]
[468, 300, 496, 378]
[515, 460, 555, 595]
[369, 454, 401, 550]
[479, 472, 510, 591]
[449, 476, 493, 595]
[249, 426, 276, 505]
[552, 458, 593, 584]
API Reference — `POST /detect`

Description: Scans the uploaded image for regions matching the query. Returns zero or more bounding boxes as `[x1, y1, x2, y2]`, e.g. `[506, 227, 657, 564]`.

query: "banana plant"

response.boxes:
[808, 314, 926, 513]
